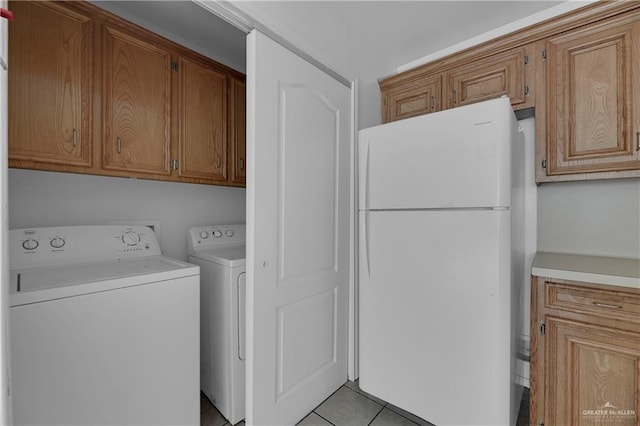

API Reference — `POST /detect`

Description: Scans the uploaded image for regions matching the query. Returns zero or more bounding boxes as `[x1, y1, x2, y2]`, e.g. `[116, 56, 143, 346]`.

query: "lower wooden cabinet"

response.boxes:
[531, 277, 640, 425]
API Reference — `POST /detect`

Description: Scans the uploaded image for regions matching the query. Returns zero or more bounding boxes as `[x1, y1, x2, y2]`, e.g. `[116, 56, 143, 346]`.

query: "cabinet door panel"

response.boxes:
[178, 57, 227, 182]
[446, 48, 525, 109]
[8, 1, 92, 167]
[229, 78, 246, 185]
[546, 317, 640, 425]
[103, 26, 171, 175]
[381, 74, 441, 123]
[545, 20, 640, 175]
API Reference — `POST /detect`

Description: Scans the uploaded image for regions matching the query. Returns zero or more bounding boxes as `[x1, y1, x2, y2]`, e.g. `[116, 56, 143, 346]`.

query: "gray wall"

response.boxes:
[8, 169, 246, 261]
[537, 178, 640, 258]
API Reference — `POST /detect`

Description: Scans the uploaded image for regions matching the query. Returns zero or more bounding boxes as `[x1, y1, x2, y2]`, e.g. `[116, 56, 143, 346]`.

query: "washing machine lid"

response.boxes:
[10, 255, 199, 307]
[189, 245, 246, 267]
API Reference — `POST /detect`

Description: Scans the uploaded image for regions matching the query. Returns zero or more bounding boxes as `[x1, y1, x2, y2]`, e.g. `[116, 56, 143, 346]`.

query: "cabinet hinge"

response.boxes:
[170, 159, 179, 170]
[524, 54, 529, 65]
[524, 85, 530, 96]
[541, 159, 547, 169]
[171, 61, 179, 72]
[541, 49, 547, 60]
[540, 322, 546, 335]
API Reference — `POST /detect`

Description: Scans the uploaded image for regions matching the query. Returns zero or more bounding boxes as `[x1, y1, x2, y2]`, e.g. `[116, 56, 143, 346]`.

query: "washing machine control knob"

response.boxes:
[22, 238, 39, 251]
[122, 231, 141, 246]
[213, 230, 222, 238]
[199, 230, 209, 239]
[50, 237, 65, 249]
[225, 230, 234, 237]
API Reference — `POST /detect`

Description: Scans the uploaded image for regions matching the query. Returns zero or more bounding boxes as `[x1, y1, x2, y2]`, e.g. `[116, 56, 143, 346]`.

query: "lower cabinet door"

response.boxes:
[546, 317, 640, 425]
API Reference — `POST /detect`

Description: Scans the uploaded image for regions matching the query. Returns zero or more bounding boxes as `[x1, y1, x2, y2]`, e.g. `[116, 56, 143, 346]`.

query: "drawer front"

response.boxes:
[546, 281, 640, 322]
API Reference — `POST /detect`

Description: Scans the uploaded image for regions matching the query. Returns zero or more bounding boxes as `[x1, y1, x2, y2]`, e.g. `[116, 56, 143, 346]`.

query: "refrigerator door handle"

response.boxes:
[364, 142, 370, 211]
[363, 210, 371, 279]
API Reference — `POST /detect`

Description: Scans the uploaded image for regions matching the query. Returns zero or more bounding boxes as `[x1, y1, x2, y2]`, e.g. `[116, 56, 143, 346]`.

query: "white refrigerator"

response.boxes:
[358, 97, 524, 425]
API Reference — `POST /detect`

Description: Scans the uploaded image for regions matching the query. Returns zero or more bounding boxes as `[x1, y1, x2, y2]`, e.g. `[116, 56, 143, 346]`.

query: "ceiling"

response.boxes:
[92, 1, 570, 81]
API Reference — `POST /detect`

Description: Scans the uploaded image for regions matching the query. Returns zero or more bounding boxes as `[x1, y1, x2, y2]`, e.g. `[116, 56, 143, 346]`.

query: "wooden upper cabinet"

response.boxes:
[177, 56, 227, 182]
[229, 78, 246, 184]
[543, 17, 640, 177]
[102, 25, 172, 176]
[445, 48, 526, 109]
[8, 1, 93, 167]
[381, 74, 442, 122]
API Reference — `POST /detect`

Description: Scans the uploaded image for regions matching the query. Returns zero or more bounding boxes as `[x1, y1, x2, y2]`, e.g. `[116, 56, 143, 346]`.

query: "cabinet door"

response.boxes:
[177, 56, 227, 182]
[8, 1, 92, 167]
[103, 26, 171, 175]
[229, 78, 246, 185]
[545, 19, 640, 176]
[445, 48, 525, 109]
[381, 74, 441, 123]
[546, 317, 640, 425]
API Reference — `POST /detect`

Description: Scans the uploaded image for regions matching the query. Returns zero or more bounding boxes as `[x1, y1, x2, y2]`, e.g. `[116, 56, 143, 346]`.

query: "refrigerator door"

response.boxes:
[359, 97, 515, 211]
[359, 209, 512, 425]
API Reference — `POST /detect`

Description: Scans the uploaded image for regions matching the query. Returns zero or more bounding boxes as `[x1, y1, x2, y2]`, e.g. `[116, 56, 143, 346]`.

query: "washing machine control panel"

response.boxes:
[188, 224, 245, 250]
[10, 225, 162, 270]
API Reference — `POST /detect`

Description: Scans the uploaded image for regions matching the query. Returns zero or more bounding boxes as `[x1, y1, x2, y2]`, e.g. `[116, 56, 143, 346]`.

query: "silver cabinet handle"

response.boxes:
[216, 154, 221, 168]
[72, 129, 78, 147]
[239, 158, 244, 171]
[117, 137, 122, 154]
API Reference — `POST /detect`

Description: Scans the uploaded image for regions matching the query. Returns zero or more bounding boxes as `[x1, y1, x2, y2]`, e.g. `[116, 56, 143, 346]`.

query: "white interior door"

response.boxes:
[246, 30, 351, 426]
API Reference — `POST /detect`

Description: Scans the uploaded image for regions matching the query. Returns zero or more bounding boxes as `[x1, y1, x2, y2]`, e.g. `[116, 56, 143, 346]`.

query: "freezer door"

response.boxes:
[359, 209, 513, 426]
[359, 97, 516, 210]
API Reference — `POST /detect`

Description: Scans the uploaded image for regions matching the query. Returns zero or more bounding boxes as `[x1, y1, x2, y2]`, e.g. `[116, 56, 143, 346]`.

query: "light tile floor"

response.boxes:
[201, 381, 530, 426]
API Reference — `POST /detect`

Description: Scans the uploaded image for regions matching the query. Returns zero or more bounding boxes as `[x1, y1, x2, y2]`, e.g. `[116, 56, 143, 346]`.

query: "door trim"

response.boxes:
[193, 0, 351, 87]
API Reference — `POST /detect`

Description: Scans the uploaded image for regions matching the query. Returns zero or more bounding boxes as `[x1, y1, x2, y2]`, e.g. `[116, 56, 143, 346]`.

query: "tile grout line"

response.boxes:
[312, 410, 338, 426]
[366, 404, 385, 426]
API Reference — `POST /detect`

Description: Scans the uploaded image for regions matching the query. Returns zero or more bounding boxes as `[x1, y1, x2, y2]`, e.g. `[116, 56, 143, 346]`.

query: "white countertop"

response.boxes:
[532, 252, 640, 289]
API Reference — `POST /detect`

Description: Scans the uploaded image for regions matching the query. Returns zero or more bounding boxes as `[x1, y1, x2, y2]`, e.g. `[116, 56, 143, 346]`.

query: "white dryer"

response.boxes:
[188, 224, 246, 425]
[9, 225, 200, 426]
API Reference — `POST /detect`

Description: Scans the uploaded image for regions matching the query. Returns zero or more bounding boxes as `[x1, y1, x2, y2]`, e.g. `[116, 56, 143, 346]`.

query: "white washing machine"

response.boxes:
[188, 224, 246, 425]
[9, 225, 200, 426]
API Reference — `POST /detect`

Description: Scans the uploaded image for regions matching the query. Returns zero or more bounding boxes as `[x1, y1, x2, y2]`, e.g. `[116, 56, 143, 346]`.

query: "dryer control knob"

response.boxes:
[199, 230, 209, 239]
[225, 230, 235, 237]
[122, 231, 141, 246]
[213, 230, 222, 238]
[50, 237, 65, 249]
[22, 238, 38, 250]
